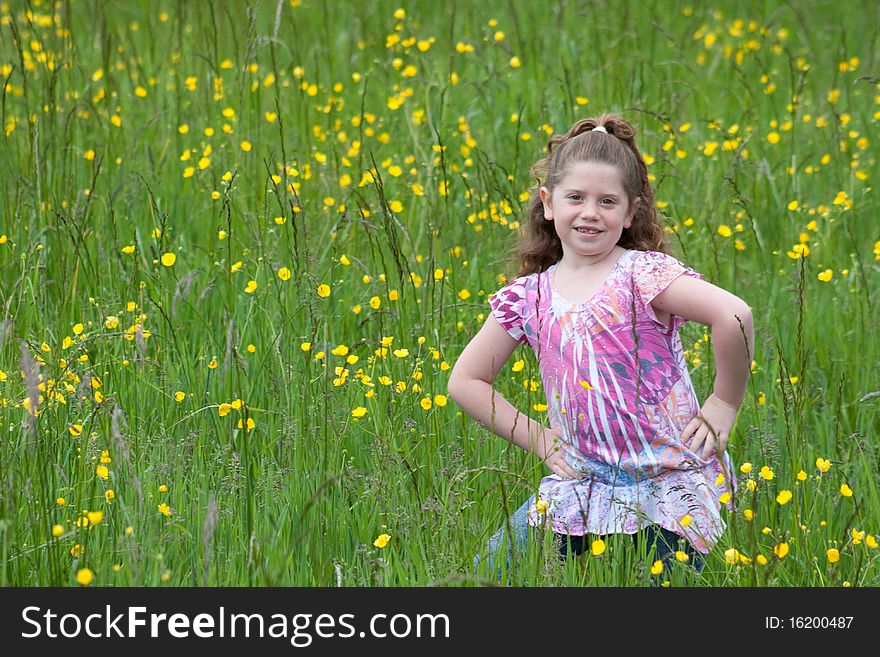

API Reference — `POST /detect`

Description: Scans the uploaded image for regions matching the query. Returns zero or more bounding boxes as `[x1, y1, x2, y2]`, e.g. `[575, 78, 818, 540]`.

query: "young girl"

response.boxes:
[448, 114, 754, 578]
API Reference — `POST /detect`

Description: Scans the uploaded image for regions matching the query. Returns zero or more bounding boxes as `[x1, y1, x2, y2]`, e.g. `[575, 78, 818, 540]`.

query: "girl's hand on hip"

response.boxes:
[681, 393, 739, 460]
[537, 426, 580, 480]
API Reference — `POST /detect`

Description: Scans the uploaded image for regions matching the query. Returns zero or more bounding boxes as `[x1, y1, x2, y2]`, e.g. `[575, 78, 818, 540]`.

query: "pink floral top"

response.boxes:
[488, 249, 735, 554]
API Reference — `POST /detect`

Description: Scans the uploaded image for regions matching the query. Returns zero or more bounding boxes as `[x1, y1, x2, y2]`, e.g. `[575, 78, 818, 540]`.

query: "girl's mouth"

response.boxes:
[574, 227, 603, 235]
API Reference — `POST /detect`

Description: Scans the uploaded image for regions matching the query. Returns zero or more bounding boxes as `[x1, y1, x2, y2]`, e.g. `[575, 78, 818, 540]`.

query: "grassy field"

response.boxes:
[0, 0, 877, 587]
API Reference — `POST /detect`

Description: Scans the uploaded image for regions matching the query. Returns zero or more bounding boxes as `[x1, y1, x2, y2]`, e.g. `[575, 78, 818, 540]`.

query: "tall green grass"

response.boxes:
[0, 0, 877, 586]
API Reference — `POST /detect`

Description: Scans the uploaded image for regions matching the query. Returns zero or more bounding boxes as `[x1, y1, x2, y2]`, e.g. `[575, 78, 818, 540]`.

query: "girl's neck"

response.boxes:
[556, 246, 626, 274]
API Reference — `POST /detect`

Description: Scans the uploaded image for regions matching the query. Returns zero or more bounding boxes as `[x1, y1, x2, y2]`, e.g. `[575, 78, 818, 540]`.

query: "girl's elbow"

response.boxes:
[736, 303, 753, 327]
[726, 301, 752, 327]
[447, 375, 461, 401]
[447, 368, 468, 402]
[447, 369, 490, 402]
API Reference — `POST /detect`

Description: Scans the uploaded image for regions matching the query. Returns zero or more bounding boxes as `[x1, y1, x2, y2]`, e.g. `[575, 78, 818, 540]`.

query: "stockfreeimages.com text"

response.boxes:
[21, 605, 450, 646]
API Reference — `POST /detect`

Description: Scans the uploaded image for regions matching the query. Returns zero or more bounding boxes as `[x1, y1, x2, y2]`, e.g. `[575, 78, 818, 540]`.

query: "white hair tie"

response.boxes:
[592, 125, 608, 133]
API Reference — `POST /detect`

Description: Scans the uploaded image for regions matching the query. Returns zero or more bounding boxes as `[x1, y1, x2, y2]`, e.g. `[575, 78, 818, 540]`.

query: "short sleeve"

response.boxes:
[632, 251, 704, 331]
[487, 278, 527, 344]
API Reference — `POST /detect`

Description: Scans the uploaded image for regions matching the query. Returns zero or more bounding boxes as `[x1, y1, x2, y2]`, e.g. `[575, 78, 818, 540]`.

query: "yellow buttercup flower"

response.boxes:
[373, 533, 391, 548]
[76, 568, 94, 586]
[161, 252, 176, 267]
[826, 548, 840, 563]
[840, 483, 853, 497]
[776, 490, 793, 505]
[591, 539, 606, 557]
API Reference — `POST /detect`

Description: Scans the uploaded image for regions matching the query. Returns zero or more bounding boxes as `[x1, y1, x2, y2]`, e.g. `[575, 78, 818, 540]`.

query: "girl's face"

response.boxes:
[539, 160, 639, 266]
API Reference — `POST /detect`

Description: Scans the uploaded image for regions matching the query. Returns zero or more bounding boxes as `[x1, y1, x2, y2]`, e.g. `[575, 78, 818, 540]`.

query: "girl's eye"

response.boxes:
[601, 198, 615, 205]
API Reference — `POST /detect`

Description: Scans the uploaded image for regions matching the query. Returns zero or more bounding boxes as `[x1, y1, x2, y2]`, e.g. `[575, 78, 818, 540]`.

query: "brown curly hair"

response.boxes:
[515, 113, 669, 276]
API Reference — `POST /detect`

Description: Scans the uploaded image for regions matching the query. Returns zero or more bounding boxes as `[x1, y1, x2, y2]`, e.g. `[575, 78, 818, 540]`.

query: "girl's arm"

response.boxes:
[448, 315, 580, 479]
[651, 276, 754, 459]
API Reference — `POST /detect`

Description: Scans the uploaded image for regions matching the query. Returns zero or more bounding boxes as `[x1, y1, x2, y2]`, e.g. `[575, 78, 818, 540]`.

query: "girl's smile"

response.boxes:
[573, 227, 604, 237]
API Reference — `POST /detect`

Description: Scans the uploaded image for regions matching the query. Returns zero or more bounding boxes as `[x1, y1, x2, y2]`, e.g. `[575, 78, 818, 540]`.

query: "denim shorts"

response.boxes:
[475, 494, 705, 581]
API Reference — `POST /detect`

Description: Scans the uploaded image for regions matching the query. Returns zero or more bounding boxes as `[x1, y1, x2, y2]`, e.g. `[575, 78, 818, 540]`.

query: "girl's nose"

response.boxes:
[579, 201, 600, 218]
